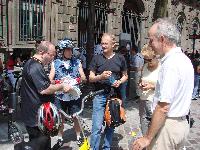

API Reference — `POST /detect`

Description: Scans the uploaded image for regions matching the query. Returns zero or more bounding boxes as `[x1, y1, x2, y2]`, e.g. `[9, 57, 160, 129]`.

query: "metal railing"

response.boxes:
[78, 1, 108, 47]
[122, 10, 141, 46]
[19, 0, 45, 41]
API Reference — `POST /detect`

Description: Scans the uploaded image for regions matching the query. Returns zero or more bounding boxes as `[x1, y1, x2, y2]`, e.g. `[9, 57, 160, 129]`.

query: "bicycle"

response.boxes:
[0, 74, 24, 144]
[59, 89, 105, 150]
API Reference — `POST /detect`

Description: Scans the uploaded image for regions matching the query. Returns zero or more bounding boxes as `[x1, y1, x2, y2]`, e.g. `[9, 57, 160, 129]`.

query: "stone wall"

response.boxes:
[0, 0, 199, 53]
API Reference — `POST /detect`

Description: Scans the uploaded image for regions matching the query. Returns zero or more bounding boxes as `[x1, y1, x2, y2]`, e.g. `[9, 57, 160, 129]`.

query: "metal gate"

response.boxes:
[19, 0, 45, 41]
[78, 1, 108, 47]
[122, 10, 141, 46]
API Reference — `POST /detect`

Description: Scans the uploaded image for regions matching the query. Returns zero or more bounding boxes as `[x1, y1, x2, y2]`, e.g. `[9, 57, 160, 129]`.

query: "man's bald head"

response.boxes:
[36, 41, 55, 54]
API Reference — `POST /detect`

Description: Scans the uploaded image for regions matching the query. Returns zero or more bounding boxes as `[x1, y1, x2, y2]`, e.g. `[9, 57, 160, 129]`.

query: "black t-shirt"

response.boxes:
[89, 53, 127, 85]
[20, 58, 54, 127]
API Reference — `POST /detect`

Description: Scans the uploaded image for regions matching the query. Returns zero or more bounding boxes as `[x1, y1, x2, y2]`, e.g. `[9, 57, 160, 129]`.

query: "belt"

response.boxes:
[167, 116, 186, 120]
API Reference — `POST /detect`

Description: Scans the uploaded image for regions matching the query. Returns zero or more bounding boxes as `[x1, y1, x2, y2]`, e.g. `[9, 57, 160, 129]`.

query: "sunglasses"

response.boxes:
[144, 58, 153, 62]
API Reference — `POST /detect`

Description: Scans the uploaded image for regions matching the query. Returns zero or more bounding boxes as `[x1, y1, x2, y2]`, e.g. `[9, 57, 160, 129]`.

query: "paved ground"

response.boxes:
[0, 98, 200, 150]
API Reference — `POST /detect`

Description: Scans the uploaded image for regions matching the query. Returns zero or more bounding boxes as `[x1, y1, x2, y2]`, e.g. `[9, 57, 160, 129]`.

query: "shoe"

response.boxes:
[76, 136, 83, 146]
[192, 98, 197, 100]
[52, 138, 64, 150]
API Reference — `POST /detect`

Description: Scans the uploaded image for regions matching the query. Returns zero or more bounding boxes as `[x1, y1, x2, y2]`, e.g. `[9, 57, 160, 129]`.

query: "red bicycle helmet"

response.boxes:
[38, 102, 61, 137]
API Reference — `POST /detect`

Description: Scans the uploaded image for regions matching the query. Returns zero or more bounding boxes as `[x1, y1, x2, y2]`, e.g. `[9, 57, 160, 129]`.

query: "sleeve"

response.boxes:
[159, 66, 179, 104]
[30, 64, 51, 93]
[130, 56, 139, 68]
[89, 55, 97, 72]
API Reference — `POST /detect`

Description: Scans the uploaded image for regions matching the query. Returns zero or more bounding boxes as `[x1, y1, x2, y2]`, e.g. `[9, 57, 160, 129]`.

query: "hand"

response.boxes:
[62, 84, 72, 93]
[101, 71, 112, 80]
[132, 137, 151, 150]
[112, 80, 121, 88]
[139, 81, 154, 91]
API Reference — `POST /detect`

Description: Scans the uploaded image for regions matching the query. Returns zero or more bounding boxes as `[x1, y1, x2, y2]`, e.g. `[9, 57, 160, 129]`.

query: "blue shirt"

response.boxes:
[53, 57, 81, 101]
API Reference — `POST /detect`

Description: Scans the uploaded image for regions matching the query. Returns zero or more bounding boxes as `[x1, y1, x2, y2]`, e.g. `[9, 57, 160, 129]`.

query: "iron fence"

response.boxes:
[19, 0, 45, 41]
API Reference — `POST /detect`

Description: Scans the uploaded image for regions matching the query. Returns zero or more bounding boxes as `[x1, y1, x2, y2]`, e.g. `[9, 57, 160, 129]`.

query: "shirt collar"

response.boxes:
[161, 47, 182, 64]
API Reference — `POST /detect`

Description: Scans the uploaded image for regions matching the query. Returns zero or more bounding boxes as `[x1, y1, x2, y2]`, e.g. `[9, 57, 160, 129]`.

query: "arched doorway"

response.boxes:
[176, 12, 186, 33]
[78, 0, 108, 47]
[122, 0, 145, 47]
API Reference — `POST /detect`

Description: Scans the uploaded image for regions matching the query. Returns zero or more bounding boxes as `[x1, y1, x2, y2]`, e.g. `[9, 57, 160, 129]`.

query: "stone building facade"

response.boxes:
[0, 0, 200, 61]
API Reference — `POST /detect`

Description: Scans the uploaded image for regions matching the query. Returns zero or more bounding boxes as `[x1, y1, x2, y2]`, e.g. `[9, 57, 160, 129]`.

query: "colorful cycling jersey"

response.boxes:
[53, 57, 81, 101]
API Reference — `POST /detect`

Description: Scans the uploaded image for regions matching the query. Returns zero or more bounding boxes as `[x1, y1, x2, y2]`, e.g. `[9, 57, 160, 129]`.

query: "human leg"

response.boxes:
[26, 126, 51, 150]
[192, 74, 200, 99]
[90, 94, 107, 150]
[120, 81, 128, 102]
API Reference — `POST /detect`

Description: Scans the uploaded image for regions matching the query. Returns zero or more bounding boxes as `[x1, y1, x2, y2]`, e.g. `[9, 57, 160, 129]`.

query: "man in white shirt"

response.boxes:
[133, 18, 194, 150]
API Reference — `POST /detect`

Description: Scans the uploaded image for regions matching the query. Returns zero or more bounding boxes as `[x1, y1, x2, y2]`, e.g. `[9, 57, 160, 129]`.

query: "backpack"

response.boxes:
[104, 98, 126, 128]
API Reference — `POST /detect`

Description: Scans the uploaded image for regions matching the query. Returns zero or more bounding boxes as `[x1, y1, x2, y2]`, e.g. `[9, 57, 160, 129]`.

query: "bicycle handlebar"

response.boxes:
[59, 89, 105, 119]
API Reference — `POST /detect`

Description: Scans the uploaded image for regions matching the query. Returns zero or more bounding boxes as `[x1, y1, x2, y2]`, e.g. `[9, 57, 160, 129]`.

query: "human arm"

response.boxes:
[132, 102, 169, 150]
[89, 70, 112, 83]
[49, 62, 55, 84]
[112, 70, 128, 88]
[40, 83, 71, 95]
[78, 62, 87, 83]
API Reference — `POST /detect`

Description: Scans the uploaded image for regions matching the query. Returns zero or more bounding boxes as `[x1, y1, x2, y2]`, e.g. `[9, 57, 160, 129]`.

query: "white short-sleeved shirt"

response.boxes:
[152, 47, 194, 117]
[140, 63, 160, 102]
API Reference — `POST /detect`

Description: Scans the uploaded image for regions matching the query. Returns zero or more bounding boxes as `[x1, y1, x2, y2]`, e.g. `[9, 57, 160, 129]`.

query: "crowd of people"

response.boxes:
[0, 17, 198, 150]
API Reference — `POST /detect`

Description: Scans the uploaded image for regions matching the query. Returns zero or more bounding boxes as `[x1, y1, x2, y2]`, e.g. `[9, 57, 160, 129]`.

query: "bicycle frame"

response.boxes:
[59, 89, 104, 150]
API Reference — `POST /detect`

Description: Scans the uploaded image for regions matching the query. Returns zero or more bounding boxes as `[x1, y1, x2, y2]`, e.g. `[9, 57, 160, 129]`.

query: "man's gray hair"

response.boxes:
[36, 41, 53, 53]
[154, 18, 181, 45]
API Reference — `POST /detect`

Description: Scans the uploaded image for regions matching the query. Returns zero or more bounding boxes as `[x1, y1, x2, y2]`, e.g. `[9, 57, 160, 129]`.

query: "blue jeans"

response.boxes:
[7, 70, 16, 88]
[90, 94, 114, 150]
[120, 81, 127, 102]
[192, 74, 200, 99]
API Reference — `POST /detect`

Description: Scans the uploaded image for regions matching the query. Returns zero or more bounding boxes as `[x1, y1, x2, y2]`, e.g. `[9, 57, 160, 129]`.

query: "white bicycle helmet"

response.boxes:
[38, 102, 61, 137]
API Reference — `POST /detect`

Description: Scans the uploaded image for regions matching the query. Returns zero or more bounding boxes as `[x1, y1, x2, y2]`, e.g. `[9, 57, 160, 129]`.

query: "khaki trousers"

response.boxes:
[149, 117, 189, 150]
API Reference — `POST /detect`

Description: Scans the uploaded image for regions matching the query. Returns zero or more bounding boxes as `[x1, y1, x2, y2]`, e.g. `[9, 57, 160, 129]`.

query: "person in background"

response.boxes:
[129, 45, 144, 100]
[6, 54, 16, 88]
[139, 44, 160, 135]
[133, 18, 194, 150]
[15, 56, 23, 67]
[20, 41, 71, 150]
[191, 55, 200, 100]
[94, 37, 103, 55]
[118, 46, 129, 102]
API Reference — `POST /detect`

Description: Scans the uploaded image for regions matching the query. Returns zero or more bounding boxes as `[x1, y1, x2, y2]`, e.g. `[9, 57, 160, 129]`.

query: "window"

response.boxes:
[19, 0, 45, 41]
[0, 0, 3, 38]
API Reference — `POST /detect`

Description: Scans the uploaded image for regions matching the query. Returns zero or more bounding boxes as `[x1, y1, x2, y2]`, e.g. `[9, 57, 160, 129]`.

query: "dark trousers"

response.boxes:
[26, 126, 51, 150]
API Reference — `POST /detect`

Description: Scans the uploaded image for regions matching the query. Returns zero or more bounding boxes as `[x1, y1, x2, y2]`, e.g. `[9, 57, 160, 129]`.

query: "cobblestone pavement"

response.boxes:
[0, 98, 200, 150]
